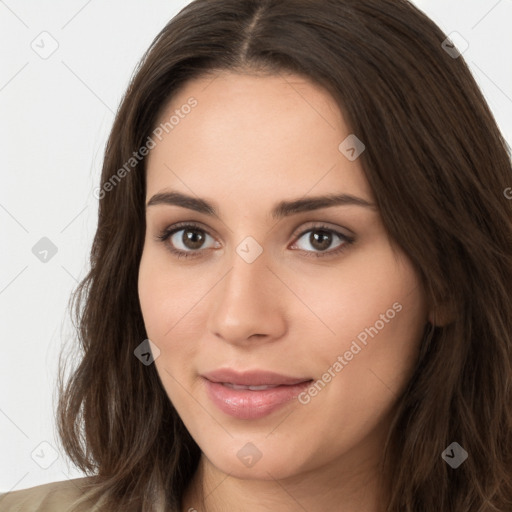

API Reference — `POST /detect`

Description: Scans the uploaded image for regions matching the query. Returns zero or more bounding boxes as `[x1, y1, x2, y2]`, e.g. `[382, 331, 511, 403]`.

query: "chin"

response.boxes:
[201, 438, 311, 481]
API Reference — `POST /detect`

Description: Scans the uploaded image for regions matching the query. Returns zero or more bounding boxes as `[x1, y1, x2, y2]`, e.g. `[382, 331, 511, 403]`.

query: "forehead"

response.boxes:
[145, 71, 374, 210]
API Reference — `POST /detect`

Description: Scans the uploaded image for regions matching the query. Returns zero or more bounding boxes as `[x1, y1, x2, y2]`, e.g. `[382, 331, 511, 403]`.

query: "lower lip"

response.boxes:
[203, 378, 312, 420]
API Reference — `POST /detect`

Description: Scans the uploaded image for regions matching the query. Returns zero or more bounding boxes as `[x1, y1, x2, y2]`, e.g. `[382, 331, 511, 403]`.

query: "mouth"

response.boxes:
[201, 369, 314, 420]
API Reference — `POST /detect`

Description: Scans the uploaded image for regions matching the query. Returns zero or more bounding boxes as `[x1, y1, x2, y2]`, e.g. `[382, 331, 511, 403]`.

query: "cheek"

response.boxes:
[294, 261, 426, 459]
[138, 249, 164, 337]
[137, 244, 203, 340]
[336, 270, 425, 391]
[292, 242, 426, 355]
[304, 245, 427, 400]
[137, 245, 210, 387]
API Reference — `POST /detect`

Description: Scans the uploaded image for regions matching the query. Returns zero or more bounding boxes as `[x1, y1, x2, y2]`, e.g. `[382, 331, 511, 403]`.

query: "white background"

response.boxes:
[1, 0, 511, 493]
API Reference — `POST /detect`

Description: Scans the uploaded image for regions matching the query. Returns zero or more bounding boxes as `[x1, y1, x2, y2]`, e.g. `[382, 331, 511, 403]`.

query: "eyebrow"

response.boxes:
[146, 190, 377, 220]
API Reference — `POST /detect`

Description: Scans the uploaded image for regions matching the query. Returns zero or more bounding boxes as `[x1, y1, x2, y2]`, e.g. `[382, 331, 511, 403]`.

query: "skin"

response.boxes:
[138, 70, 432, 512]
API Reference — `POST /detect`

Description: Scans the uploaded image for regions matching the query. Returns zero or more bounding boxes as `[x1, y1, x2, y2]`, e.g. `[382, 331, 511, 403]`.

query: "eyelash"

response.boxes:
[155, 222, 355, 260]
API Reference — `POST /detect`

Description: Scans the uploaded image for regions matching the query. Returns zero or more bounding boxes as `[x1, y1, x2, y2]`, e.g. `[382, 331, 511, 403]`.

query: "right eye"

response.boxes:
[156, 222, 220, 259]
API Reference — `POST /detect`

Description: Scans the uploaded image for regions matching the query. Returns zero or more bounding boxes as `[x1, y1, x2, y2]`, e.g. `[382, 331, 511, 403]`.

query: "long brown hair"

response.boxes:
[57, 0, 512, 510]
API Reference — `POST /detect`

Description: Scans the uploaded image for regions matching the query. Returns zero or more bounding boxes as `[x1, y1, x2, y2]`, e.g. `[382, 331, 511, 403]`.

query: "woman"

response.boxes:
[2, 0, 511, 510]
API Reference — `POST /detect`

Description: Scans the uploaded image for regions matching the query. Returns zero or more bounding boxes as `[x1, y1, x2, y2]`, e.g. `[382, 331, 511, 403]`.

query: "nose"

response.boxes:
[206, 245, 287, 346]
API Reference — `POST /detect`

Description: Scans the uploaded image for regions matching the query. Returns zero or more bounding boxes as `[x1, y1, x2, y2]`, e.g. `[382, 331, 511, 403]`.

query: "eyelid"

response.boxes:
[290, 221, 354, 240]
[156, 220, 214, 238]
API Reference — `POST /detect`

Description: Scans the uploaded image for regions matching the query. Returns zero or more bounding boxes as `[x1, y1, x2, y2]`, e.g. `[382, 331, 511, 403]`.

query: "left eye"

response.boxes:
[291, 227, 351, 255]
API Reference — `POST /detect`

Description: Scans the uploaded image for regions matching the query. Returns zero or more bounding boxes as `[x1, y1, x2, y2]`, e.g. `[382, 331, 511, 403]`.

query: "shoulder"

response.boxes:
[0, 476, 99, 512]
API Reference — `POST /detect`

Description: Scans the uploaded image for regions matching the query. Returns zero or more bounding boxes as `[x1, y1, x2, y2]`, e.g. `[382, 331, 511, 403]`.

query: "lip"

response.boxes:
[201, 369, 313, 420]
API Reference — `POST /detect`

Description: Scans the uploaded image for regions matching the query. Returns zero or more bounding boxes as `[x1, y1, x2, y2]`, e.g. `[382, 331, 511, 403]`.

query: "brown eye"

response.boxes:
[180, 227, 206, 250]
[292, 227, 351, 255]
[295, 228, 349, 252]
[156, 223, 219, 259]
[167, 226, 216, 252]
[308, 230, 333, 251]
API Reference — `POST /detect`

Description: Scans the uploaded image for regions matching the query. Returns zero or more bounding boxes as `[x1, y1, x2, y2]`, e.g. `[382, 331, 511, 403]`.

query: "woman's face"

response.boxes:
[138, 71, 429, 483]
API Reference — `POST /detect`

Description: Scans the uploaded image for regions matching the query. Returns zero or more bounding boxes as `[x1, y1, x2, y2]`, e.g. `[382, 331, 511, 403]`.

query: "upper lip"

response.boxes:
[202, 369, 312, 386]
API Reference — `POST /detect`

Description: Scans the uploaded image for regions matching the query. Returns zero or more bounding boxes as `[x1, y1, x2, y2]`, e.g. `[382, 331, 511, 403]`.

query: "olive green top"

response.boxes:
[0, 477, 98, 512]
